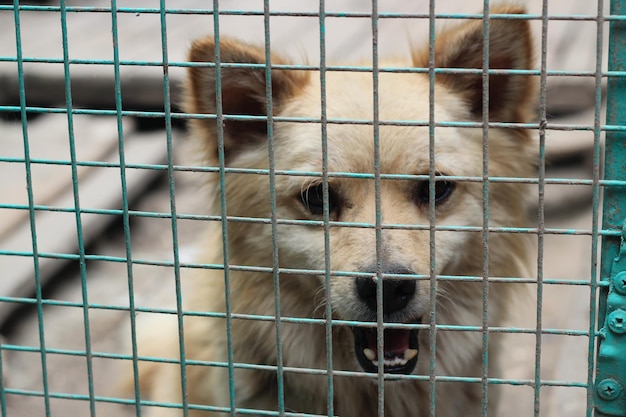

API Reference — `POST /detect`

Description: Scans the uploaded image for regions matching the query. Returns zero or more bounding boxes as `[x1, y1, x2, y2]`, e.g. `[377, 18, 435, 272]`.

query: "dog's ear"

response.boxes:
[185, 37, 309, 163]
[413, 5, 534, 122]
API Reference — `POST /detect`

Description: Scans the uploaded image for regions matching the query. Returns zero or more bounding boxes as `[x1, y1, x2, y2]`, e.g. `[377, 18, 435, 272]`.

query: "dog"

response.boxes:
[125, 4, 536, 416]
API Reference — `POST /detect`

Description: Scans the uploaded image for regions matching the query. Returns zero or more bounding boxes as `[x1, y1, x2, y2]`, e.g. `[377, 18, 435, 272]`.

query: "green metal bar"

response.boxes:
[261, 1, 286, 415]
[211, 4, 241, 416]
[2, 53, 618, 78]
[480, 3, 492, 415]
[317, 1, 335, 416]
[534, 0, 550, 415]
[2, 54, 621, 79]
[0, 308, 600, 336]
[0, 343, 589, 370]
[4, 5, 625, 23]
[3, 103, 619, 129]
[4, 154, 624, 184]
[589, 0, 607, 416]
[1, 160, 625, 187]
[11, 1, 52, 415]
[1, 201, 625, 236]
[0, 265, 600, 290]
[0, 374, 587, 401]
[157, 1, 189, 416]
[596, 1, 626, 416]
[369, 0, 386, 414]
[0, 345, 596, 388]
[427, 1, 438, 415]
[263, 4, 285, 416]
[58, 0, 97, 414]
[109, 1, 141, 416]
[1, 54, 607, 75]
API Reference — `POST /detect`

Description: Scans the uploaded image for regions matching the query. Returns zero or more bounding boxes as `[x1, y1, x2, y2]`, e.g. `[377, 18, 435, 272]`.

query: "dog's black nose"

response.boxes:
[355, 268, 416, 315]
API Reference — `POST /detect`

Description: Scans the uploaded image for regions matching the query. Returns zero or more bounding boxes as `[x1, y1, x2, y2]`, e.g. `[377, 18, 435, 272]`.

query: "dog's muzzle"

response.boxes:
[352, 272, 420, 375]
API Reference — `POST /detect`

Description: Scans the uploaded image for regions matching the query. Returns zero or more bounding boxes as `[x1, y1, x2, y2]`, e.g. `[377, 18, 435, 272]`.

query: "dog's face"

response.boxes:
[185, 5, 535, 376]
[272, 75, 480, 374]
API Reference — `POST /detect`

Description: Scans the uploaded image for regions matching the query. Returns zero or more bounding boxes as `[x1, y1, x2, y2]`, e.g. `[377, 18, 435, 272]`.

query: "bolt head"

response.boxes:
[598, 378, 622, 401]
[608, 309, 626, 334]
[614, 272, 626, 295]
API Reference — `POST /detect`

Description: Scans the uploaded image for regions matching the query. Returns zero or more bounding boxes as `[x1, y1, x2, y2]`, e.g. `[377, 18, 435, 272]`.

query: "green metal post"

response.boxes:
[595, 1, 626, 416]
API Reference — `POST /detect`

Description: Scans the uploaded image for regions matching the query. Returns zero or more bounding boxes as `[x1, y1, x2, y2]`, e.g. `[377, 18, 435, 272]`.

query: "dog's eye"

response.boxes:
[300, 183, 339, 216]
[415, 177, 455, 206]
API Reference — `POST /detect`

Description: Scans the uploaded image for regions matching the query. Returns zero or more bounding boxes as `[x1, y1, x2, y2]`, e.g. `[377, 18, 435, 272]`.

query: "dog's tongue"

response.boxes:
[364, 328, 411, 360]
[384, 329, 411, 355]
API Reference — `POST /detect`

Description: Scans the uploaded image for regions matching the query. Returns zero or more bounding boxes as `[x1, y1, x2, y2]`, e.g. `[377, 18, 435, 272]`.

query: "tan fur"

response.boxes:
[123, 5, 537, 416]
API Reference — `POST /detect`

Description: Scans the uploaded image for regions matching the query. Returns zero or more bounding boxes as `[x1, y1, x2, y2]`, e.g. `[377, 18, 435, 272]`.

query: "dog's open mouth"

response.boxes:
[352, 323, 419, 375]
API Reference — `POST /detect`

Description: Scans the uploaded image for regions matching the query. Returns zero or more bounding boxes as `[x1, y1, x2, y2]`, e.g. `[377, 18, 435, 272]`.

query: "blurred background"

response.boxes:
[0, 1, 607, 416]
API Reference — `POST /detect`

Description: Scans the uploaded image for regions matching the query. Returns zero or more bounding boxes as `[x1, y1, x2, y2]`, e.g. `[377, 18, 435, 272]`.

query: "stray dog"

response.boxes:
[125, 4, 536, 417]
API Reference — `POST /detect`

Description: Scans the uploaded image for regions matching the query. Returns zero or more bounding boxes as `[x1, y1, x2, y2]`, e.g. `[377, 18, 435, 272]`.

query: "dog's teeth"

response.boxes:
[404, 349, 418, 361]
[365, 348, 417, 369]
[383, 357, 408, 367]
[363, 348, 376, 361]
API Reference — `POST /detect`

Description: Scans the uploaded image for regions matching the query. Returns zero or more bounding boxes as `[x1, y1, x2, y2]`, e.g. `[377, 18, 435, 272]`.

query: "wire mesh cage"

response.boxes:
[0, 1, 620, 416]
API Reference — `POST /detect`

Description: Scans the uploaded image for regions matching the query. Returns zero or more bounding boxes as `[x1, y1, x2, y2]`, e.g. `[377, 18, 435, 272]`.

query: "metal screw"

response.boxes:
[608, 310, 626, 334]
[614, 272, 626, 295]
[598, 378, 622, 401]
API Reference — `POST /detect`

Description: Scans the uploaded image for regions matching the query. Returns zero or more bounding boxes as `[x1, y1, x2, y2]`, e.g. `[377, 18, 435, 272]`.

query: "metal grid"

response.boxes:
[0, 1, 620, 417]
